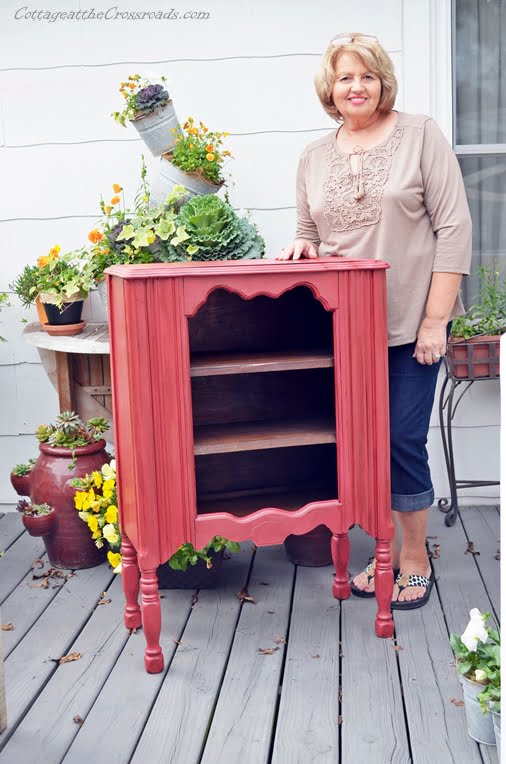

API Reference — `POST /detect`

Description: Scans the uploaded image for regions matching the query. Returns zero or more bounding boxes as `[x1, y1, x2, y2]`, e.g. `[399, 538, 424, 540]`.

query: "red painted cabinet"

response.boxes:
[106, 258, 394, 673]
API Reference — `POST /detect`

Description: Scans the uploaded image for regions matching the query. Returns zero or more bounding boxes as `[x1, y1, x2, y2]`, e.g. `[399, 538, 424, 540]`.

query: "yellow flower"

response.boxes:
[206, 153, 215, 161]
[87, 515, 99, 532]
[105, 205, 112, 214]
[107, 551, 122, 569]
[205, 144, 214, 152]
[105, 505, 118, 524]
[74, 491, 86, 510]
[223, 131, 230, 137]
[88, 229, 104, 244]
[49, 245, 60, 259]
[102, 479, 115, 493]
[113, 183, 123, 193]
[37, 255, 49, 268]
[110, 196, 121, 206]
[103, 524, 119, 545]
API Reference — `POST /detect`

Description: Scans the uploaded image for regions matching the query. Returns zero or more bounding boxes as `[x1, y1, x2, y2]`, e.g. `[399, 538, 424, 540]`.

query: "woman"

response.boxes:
[277, 33, 472, 609]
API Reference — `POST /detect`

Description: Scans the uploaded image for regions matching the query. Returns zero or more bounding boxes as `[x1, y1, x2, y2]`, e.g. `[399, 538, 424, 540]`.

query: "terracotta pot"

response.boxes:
[35, 296, 48, 325]
[10, 471, 32, 497]
[22, 509, 57, 537]
[284, 524, 333, 566]
[29, 441, 109, 569]
[447, 335, 501, 379]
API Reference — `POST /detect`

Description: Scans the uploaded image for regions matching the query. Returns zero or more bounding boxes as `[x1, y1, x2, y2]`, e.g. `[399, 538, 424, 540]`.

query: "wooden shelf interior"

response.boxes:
[196, 444, 338, 517]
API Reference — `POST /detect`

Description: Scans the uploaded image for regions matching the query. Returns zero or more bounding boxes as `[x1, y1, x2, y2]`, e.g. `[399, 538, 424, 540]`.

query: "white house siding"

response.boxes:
[0, 0, 500, 507]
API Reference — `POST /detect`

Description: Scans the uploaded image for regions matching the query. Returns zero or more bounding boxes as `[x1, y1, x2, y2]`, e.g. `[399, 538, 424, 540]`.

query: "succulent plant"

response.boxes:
[16, 500, 53, 516]
[11, 458, 36, 476]
[34, 412, 110, 468]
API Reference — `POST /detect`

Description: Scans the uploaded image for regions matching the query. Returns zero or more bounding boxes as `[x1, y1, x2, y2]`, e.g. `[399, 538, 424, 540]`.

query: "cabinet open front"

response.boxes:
[188, 286, 337, 519]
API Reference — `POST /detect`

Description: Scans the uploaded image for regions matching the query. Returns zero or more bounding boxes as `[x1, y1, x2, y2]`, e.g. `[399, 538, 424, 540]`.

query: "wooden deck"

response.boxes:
[0, 505, 500, 764]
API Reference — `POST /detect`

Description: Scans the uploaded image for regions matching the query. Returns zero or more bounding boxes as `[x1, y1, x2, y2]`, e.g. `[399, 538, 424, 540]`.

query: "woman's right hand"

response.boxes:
[275, 239, 319, 260]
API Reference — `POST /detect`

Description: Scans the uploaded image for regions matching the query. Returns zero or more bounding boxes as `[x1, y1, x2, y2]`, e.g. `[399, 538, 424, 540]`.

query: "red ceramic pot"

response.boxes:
[10, 471, 32, 497]
[29, 440, 109, 569]
[22, 510, 57, 537]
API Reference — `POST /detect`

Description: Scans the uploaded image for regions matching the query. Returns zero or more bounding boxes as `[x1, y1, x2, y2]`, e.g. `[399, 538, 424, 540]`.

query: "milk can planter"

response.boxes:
[150, 155, 223, 207]
[459, 674, 496, 745]
[131, 101, 180, 156]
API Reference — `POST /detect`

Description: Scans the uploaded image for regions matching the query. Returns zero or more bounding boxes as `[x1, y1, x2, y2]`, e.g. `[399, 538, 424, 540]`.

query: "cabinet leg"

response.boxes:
[331, 532, 351, 599]
[121, 534, 141, 630]
[374, 538, 394, 638]
[140, 568, 164, 674]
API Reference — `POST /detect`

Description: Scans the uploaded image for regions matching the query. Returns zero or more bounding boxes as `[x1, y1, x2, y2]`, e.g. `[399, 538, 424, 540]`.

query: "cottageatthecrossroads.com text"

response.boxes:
[14, 7, 211, 22]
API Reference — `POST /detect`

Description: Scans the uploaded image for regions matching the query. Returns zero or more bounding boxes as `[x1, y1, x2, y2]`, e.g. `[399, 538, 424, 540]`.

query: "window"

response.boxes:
[453, 0, 506, 304]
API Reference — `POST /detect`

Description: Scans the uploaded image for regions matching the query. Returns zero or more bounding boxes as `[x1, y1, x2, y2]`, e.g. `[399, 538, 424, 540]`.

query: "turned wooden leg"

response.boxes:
[140, 567, 164, 674]
[331, 532, 351, 599]
[374, 538, 394, 638]
[121, 534, 141, 630]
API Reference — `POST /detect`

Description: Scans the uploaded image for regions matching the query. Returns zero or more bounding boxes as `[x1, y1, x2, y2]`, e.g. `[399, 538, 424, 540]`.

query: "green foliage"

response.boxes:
[452, 265, 506, 338]
[450, 615, 501, 714]
[159, 195, 265, 263]
[33, 249, 96, 309]
[168, 536, 241, 571]
[10, 264, 40, 307]
[11, 458, 36, 477]
[170, 117, 231, 185]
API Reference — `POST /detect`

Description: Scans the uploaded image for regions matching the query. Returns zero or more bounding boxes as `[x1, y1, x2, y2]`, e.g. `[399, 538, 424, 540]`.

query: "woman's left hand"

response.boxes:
[413, 317, 447, 365]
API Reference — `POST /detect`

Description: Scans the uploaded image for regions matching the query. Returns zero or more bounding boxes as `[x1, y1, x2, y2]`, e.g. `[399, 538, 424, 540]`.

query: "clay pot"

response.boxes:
[10, 471, 32, 497]
[29, 441, 109, 569]
[284, 524, 333, 566]
[22, 509, 57, 537]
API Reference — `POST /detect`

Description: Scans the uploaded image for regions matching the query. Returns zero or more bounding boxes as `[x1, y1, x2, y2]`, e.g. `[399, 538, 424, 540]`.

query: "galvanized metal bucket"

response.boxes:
[131, 101, 180, 156]
[460, 675, 496, 745]
[491, 710, 501, 756]
[150, 156, 222, 207]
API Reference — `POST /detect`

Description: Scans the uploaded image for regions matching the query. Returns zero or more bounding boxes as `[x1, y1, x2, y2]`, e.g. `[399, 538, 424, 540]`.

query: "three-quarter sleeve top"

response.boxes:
[296, 112, 473, 346]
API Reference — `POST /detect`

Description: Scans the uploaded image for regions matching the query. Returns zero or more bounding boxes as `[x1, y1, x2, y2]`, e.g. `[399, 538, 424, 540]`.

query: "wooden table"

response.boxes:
[23, 322, 114, 441]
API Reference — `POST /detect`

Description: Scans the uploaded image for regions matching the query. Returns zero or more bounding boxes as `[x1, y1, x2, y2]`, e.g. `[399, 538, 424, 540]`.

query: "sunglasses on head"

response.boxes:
[330, 33, 379, 46]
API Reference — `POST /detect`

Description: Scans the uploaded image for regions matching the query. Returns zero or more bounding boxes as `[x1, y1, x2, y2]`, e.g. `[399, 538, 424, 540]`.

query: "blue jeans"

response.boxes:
[389, 340, 443, 512]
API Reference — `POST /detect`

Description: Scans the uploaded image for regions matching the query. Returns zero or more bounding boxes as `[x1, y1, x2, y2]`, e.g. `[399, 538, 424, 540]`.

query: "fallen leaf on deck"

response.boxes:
[391, 644, 404, 652]
[339, 641, 344, 657]
[0, 551, 4, 557]
[258, 647, 279, 655]
[431, 544, 441, 559]
[449, 698, 464, 707]
[1, 623, 14, 631]
[337, 716, 343, 725]
[266, 610, 275, 615]
[494, 549, 500, 561]
[311, 654, 321, 659]
[59, 652, 82, 665]
[98, 598, 111, 605]
[259, 582, 270, 586]
[274, 635, 287, 644]
[237, 588, 256, 604]
[128, 627, 138, 635]
[191, 593, 199, 606]
[32, 559, 44, 569]
[30, 578, 49, 589]
[173, 640, 182, 645]
[426, 535, 438, 540]
[465, 541, 480, 556]
[73, 715, 84, 725]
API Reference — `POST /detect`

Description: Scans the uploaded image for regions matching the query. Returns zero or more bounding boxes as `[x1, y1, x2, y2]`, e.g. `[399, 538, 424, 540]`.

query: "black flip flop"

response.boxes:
[350, 559, 400, 599]
[390, 571, 434, 610]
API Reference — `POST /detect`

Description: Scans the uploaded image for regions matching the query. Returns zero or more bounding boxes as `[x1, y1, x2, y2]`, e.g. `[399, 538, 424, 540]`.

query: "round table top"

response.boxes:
[23, 322, 110, 354]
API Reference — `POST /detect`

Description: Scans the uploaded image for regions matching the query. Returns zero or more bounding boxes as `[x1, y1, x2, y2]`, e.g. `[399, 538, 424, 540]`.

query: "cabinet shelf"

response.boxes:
[198, 485, 337, 517]
[193, 418, 336, 456]
[190, 349, 333, 377]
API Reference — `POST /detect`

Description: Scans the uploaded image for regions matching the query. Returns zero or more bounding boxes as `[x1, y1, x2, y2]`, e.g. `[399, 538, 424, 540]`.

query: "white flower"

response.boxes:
[475, 669, 487, 682]
[461, 608, 489, 651]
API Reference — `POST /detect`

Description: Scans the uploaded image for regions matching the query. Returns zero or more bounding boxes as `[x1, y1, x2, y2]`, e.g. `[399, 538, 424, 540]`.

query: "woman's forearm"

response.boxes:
[423, 272, 463, 325]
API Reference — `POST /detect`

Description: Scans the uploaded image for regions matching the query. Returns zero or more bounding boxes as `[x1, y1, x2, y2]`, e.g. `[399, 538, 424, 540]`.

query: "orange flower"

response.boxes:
[129, 83, 135, 89]
[223, 150, 232, 157]
[110, 196, 121, 205]
[105, 205, 112, 214]
[48, 244, 60, 259]
[206, 153, 215, 161]
[37, 255, 49, 268]
[205, 144, 214, 152]
[88, 229, 104, 244]
[112, 183, 122, 193]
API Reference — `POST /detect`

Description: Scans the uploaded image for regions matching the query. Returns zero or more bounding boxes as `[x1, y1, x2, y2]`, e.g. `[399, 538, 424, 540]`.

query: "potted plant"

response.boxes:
[450, 608, 501, 747]
[151, 116, 231, 205]
[158, 194, 265, 263]
[16, 499, 56, 537]
[21, 411, 110, 569]
[73, 458, 241, 587]
[10, 263, 48, 323]
[10, 458, 36, 496]
[448, 266, 506, 379]
[112, 73, 180, 156]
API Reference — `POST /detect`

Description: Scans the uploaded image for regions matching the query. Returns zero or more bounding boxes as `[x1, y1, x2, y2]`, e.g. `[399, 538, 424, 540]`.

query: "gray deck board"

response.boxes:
[271, 564, 340, 764]
[459, 506, 500, 621]
[0, 563, 114, 752]
[200, 545, 293, 764]
[0, 530, 45, 604]
[0, 575, 127, 764]
[131, 543, 254, 764]
[0, 515, 26, 557]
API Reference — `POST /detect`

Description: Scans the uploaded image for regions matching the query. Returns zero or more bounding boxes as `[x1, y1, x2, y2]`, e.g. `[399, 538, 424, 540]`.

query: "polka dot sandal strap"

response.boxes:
[391, 571, 434, 611]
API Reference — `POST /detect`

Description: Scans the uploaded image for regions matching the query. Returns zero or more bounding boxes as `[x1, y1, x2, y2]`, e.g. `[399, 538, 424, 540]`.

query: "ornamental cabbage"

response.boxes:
[134, 83, 169, 113]
[158, 194, 265, 262]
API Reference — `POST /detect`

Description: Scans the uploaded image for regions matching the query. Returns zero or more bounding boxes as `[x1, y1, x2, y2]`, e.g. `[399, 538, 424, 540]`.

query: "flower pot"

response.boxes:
[28, 441, 109, 569]
[131, 100, 181, 156]
[22, 509, 57, 538]
[459, 674, 496, 745]
[10, 471, 32, 497]
[41, 299, 84, 326]
[491, 710, 501, 757]
[97, 280, 108, 313]
[35, 296, 48, 325]
[150, 155, 223, 207]
[157, 549, 225, 589]
[447, 335, 501, 379]
[284, 524, 333, 567]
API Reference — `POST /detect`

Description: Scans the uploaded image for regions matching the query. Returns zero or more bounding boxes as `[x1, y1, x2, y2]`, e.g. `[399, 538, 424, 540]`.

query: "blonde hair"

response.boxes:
[315, 33, 398, 121]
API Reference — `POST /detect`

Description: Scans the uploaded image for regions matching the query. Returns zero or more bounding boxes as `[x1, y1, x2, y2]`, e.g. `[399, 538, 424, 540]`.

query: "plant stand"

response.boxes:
[438, 360, 500, 527]
[107, 258, 395, 674]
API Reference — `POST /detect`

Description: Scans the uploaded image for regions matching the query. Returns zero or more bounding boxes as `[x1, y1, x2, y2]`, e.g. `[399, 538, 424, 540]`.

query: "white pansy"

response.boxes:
[475, 669, 487, 682]
[461, 608, 489, 652]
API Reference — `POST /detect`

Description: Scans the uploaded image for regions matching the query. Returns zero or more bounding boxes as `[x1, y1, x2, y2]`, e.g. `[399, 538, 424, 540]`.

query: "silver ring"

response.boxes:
[432, 353, 441, 360]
